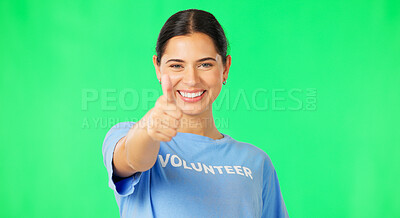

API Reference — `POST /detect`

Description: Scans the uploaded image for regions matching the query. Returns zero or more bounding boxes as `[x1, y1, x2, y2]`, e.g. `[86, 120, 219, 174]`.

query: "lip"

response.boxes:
[177, 90, 206, 103]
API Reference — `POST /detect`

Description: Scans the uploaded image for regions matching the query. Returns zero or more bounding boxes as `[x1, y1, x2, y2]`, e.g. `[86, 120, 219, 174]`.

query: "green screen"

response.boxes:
[1, 0, 399, 217]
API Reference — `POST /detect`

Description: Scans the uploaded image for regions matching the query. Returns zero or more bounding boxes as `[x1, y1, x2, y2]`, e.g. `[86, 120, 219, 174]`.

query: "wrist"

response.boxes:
[138, 108, 160, 144]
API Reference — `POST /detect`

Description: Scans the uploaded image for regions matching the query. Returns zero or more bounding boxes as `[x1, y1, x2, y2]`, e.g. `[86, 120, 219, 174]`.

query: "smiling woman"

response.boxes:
[154, 31, 229, 114]
[102, 9, 289, 218]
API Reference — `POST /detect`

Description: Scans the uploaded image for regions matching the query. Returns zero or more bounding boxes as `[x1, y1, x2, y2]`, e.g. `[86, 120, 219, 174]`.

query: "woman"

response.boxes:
[102, 9, 289, 218]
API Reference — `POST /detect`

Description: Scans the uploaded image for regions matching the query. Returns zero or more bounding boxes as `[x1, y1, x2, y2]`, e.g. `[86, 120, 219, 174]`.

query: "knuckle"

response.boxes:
[176, 110, 183, 118]
[173, 118, 180, 126]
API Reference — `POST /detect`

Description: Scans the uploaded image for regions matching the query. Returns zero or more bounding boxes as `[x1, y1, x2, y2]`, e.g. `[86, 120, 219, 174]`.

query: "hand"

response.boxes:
[146, 74, 183, 142]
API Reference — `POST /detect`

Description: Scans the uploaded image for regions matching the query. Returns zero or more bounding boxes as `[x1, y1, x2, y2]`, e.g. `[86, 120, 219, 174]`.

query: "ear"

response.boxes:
[223, 55, 232, 81]
[153, 55, 161, 81]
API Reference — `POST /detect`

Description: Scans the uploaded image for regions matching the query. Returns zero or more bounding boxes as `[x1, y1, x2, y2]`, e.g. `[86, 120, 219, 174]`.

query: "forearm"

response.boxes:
[125, 108, 161, 172]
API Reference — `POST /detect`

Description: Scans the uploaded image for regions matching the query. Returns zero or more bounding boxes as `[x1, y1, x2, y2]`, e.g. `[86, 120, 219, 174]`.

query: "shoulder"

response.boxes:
[232, 140, 277, 179]
[229, 137, 272, 164]
[227, 137, 276, 177]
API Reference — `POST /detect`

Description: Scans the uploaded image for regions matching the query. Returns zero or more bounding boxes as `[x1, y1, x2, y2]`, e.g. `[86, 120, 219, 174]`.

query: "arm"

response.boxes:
[113, 74, 182, 178]
[113, 108, 160, 178]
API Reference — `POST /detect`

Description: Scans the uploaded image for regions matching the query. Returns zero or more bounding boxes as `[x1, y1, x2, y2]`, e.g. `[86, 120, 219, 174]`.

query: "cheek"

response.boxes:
[203, 70, 223, 84]
[201, 71, 223, 97]
[206, 83, 223, 102]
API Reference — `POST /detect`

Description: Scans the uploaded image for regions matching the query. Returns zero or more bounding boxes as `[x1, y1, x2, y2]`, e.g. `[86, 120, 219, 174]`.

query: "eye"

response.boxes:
[200, 63, 213, 68]
[170, 64, 183, 69]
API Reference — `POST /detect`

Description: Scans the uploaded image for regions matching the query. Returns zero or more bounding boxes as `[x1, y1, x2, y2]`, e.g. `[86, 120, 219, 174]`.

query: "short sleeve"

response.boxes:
[102, 121, 143, 197]
[262, 154, 289, 218]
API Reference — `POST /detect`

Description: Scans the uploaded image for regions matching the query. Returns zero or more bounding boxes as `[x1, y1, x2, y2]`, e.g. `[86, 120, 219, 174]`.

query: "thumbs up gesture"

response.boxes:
[161, 74, 177, 105]
[146, 74, 183, 142]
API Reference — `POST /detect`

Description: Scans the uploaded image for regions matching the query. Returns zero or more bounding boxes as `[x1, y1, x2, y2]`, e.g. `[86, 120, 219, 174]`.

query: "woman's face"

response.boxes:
[153, 32, 231, 116]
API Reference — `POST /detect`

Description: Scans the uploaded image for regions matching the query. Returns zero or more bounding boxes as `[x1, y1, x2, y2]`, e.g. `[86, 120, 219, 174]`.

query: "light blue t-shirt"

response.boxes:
[102, 121, 289, 218]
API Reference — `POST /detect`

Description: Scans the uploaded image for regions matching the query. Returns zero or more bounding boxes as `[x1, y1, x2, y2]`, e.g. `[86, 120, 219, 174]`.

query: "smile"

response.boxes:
[178, 90, 206, 98]
[177, 90, 206, 103]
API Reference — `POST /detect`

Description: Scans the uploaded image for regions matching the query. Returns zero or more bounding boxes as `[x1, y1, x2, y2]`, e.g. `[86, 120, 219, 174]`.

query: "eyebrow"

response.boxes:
[165, 57, 216, 64]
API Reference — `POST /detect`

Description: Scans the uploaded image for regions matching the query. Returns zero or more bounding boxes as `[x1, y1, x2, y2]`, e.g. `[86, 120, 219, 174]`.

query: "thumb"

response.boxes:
[161, 74, 176, 104]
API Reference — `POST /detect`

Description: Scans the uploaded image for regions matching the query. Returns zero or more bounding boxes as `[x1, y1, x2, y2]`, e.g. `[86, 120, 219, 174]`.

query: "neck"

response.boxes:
[177, 105, 223, 140]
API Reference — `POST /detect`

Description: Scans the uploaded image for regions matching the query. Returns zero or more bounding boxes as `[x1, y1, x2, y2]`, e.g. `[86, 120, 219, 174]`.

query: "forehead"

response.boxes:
[163, 32, 219, 61]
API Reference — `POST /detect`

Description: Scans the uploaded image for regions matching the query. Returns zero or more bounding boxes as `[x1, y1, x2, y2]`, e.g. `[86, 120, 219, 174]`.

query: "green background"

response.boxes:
[1, 0, 399, 217]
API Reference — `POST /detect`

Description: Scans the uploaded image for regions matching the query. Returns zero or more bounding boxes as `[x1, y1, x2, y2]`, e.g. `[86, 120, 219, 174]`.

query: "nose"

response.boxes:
[182, 65, 200, 86]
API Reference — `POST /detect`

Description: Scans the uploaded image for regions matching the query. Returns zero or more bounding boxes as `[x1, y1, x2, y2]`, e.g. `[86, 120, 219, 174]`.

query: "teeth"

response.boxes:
[179, 91, 205, 98]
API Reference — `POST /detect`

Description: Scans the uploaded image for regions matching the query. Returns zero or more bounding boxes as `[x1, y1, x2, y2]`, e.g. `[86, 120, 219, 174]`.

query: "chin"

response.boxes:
[176, 93, 213, 115]
[179, 103, 210, 116]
